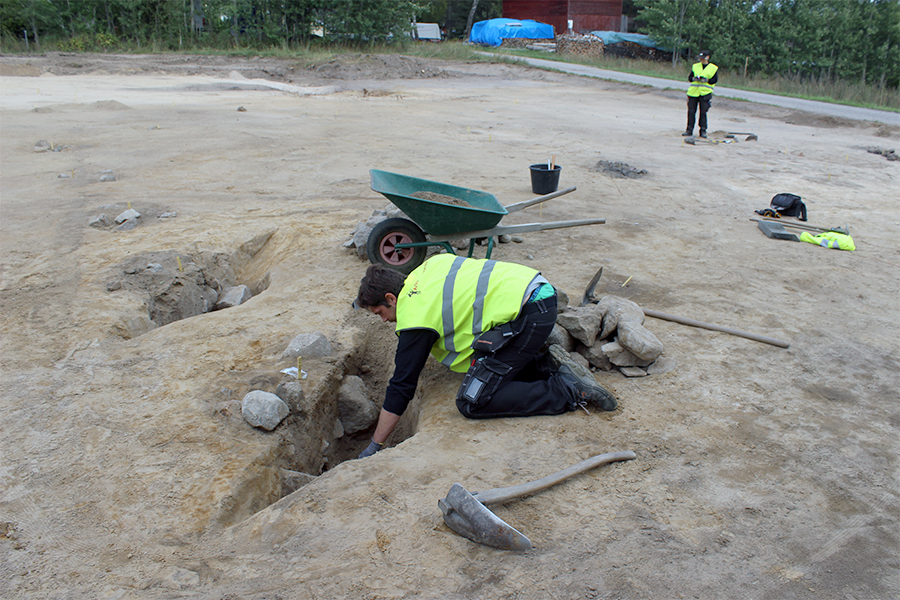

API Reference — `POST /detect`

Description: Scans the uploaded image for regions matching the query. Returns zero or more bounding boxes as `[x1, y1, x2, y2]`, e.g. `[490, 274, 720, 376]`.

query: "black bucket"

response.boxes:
[529, 164, 561, 195]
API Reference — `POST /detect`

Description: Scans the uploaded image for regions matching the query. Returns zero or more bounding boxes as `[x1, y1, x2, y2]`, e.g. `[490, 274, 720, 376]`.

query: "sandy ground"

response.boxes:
[1, 53, 898, 600]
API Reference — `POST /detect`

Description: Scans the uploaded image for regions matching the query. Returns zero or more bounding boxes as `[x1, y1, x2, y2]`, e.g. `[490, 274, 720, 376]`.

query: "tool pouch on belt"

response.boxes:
[471, 321, 521, 354]
[457, 356, 513, 407]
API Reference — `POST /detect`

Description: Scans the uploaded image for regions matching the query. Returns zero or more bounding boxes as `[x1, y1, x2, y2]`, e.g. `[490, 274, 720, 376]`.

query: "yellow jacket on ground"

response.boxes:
[800, 231, 856, 251]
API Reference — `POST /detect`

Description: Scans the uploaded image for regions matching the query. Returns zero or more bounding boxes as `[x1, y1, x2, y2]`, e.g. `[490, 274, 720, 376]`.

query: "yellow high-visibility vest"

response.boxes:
[688, 62, 718, 97]
[395, 254, 539, 372]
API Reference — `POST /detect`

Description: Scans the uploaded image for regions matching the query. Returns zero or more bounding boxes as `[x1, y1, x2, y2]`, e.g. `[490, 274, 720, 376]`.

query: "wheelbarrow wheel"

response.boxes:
[366, 218, 427, 275]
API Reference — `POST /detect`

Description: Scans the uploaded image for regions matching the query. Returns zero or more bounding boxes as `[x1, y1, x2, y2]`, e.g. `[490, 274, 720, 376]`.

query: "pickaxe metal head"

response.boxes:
[438, 483, 531, 551]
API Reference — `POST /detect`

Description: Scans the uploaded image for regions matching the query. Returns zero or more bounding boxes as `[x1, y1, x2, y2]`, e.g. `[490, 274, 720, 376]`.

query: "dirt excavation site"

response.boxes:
[0, 52, 898, 599]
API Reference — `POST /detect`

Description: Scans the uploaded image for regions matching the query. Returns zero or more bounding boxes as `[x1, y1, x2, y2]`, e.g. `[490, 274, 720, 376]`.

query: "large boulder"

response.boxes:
[555, 304, 602, 346]
[601, 340, 653, 368]
[241, 390, 290, 431]
[283, 332, 333, 360]
[337, 376, 378, 435]
[617, 321, 664, 361]
[546, 323, 578, 352]
[595, 295, 644, 339]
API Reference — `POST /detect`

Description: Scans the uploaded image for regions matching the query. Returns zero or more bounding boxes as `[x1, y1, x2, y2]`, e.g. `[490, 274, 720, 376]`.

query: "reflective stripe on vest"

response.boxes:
[688, 62, 718, 97]
[395, 254, 538, 372]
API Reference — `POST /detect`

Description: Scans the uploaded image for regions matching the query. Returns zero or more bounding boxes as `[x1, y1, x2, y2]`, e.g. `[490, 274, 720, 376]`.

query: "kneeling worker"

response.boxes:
[354, 254, 617, 459]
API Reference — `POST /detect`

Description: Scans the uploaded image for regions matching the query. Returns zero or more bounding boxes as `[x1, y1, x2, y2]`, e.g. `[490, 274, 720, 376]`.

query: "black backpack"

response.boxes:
[770, 193, 807, 221]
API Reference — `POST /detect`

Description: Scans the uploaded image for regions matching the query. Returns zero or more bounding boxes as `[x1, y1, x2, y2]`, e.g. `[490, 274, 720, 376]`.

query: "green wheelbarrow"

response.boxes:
[366, 169, 606, 274]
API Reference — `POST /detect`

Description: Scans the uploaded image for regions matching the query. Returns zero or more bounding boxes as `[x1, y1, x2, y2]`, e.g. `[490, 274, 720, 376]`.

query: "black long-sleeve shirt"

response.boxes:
[382, 328, 439, 416]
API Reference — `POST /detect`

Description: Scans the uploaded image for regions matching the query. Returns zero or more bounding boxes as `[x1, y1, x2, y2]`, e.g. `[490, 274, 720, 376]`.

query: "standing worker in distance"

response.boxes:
[683, 50, 718, 139]
[354, 254, 617, 459]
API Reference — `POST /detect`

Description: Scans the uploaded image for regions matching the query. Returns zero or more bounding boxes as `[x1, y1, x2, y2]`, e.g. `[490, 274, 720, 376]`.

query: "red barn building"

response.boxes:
[503, 0, 624, 34]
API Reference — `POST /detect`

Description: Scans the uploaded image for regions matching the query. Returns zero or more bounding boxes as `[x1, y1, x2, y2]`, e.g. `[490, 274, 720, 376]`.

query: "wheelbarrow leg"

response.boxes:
[466, 237, 494, 259]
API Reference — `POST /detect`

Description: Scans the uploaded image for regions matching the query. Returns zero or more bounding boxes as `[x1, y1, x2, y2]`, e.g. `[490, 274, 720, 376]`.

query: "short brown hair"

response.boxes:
[356, 264, 407, 308]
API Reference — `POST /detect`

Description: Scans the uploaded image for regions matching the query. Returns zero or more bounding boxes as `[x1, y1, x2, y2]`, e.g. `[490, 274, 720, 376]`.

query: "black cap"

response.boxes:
[699, 50, 711, 58]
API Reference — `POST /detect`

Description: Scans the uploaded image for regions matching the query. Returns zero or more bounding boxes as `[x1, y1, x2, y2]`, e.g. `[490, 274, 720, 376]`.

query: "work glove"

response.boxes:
[358, 440, 383, 459]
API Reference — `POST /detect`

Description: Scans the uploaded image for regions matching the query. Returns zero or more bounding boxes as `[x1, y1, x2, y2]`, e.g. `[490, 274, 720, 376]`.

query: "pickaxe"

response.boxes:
[438, 450, 636, 551]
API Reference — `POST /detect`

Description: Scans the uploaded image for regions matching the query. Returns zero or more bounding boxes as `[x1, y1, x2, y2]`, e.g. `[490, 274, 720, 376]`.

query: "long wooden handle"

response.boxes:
[473, 451, 637, 506]
[643, 308, 790, 348]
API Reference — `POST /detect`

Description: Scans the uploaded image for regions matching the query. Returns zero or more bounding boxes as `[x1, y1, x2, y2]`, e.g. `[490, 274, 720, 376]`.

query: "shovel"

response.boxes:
[438, 450, 636, 551]
[726, 131, 758, 141]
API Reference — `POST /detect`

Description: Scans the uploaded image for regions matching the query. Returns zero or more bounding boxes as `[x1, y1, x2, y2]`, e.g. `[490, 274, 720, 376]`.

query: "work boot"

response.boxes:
[699, 130, 708, 138]
[682, 130, 692, 137]
[547, 345, 617, 411]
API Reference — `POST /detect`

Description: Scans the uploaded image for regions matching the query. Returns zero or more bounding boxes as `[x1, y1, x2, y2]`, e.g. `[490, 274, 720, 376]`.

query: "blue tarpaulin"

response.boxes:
[470, 19, 554, 47]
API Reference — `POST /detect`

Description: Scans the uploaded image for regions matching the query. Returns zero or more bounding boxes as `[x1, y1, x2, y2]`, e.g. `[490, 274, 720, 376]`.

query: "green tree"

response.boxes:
[635, 0, 899, 88]
[634, 0, 708, 65]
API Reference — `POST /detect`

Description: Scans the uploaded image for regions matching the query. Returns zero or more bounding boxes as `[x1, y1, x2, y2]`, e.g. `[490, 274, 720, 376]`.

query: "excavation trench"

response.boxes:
[280, 314, 419, 478]
[212, 313, 422, 528]
[105, 230, 275, 338]
[104, 233, 421, 527]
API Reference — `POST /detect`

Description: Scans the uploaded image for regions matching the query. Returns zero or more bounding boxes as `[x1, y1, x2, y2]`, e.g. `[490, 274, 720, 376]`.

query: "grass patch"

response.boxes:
[478, 46, 899, 112]
[3, 36, 896, 111]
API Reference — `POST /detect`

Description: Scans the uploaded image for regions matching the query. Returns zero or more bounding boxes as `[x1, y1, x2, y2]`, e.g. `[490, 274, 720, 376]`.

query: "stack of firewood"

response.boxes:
[556, 33, 604, 58]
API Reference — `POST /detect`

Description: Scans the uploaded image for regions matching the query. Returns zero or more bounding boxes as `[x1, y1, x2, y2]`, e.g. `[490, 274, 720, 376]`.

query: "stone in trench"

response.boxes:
[113, 314, 158, 340]
[115, 208, 140, 223]
[216, 285, 252, 309]
[242, 390, 290, 431]
[34, 140, 52, 152]
[602, 340, 653, 368]
[555, 304, 602, 346]
[275, 380, 305, 412]
[617, 321, 664, 361]
[88, 213, 113, 228]
[282, 331, 333, 359]
[115, 219, 139, 231]
[281, 468, 317, 495]
[338, 375, 378, 435]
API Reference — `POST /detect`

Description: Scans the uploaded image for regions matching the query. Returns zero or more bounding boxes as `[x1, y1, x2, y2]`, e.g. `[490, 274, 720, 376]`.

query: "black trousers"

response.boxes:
[456, 295, 577, 419]
[686, 94, 712, 133]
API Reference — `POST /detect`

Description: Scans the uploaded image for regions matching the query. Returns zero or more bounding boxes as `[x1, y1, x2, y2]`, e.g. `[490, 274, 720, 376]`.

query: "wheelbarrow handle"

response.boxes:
[426, 218, 606, 243]
[504, 186, 577, 213]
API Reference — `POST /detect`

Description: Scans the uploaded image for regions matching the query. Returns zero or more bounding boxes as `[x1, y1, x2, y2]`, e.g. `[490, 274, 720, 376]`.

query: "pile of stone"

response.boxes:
[556, 33, 604, 58]
[551, 295, 672, 377]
